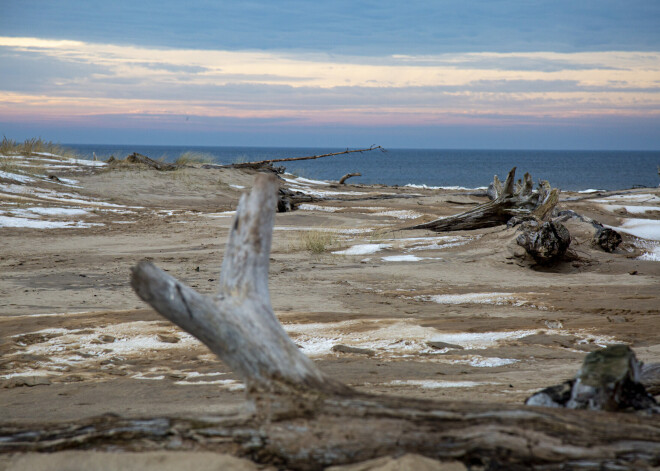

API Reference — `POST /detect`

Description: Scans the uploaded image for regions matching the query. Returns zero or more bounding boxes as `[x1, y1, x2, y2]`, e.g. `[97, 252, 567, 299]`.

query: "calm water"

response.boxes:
[65, 144, 659, 191]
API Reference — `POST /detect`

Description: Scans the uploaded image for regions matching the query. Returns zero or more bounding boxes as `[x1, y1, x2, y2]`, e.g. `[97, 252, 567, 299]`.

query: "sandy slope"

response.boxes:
[1, 155, 659, 468]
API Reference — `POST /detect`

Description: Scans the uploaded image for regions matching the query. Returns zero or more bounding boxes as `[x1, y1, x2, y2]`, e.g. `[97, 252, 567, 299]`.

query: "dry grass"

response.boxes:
[0, 136, 75, 159]
[174, 151, 214, 166]
[0, 155, 19, 174]
[299, 230, 337, 254]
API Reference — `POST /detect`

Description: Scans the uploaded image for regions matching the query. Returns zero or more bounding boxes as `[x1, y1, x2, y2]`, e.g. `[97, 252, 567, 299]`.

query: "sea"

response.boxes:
[65, 144, 659, 192]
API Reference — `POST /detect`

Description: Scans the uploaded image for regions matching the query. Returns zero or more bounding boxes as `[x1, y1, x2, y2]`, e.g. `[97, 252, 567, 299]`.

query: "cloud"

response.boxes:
[3, 1, 659, 54]
[0, 36, 658, 141]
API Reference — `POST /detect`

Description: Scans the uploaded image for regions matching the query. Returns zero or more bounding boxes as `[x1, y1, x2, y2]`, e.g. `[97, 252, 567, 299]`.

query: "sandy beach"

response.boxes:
[1, 153, 659, 469]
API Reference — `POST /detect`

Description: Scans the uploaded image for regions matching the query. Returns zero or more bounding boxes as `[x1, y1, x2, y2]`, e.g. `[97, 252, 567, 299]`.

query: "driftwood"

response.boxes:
[554, 210, 623, 252]
[406, 167, 559, 232]
[338, 172, 361, 184]
[515, 220, 572, 264]
[526, 345, 658, 412]
[2, 175, 660, 470]
[203, 146, 383, 172]
[107, 152, 179, 171]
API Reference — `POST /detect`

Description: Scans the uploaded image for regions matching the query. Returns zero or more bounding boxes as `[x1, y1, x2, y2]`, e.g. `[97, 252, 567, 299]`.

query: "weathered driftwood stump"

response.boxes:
[107, 152, 179, 171]
[406, 167, 559, 232]
[516, 220, 571, 264]
[593, 226, 623, 252]
[2, 175, 660, 470]
[338, 172, 361, 185]
[554, 210, 623, 253]
[526, 345, 658, 412]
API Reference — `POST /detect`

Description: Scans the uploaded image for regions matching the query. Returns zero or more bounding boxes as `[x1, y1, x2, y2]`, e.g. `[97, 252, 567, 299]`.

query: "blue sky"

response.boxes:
[1, 1, 659, 148]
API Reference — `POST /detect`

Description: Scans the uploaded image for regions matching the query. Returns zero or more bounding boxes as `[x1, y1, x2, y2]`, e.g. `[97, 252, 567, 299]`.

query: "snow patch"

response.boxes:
[298, 203, 343, 212]
[607, 218, 660, 241]
[382, 255, 442, 262]
[0, 215, 101, 229]
[333, 243, 391, 255]
[373, 210, 423, 219]
[417, 292, 522, 306]
[599, 205, 660, 214]
[385, 380, 491, 389]
[0, 171, 34, 183]
[404, 184, 487, 191]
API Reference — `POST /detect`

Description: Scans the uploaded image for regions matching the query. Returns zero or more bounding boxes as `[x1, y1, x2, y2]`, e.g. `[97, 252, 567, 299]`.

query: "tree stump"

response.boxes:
[516, 220, 571, 264]
[527, 345, 658, 412]
[593, 226, 622, 252]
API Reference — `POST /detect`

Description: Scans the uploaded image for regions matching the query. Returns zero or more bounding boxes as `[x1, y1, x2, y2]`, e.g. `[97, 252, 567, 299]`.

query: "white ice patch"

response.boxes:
[457, 357, 519, 368]
[3, 321, 202, 379]
[0, 184, 132, 208]
[407, 236, 472, 251]
[404, 184, 487, 191]
[292, 176, 331, 186]
[428, 331, 537, 350]
[578, 189, 605, 193]
[0, 215, 101, 229]
[298, 203, 343, 212]
[417, 292, 523, 306]
[229, 184, 245, 189]
[633, 239, 660, 261]
[381, 255, 442, 262]
[593, 194, 660, 204]
[372, 210, 423, 219]
[599, 205, 660, 214]
[607, 218, 660, 241]
[64, 158, 107, 167]
[204, 210, 236, 218]
[0, 171, 35, 183]
[333, 243, 391, 255]
[275, 226, 375, 234]
[384, 380, 491, 389]
[17, 207, 90, 217]
[283, 319, 541, 361]
[174, 378, 245, 390]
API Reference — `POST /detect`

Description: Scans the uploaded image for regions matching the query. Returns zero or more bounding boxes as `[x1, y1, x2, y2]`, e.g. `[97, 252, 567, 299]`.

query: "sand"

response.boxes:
[1, 155, 659, 468]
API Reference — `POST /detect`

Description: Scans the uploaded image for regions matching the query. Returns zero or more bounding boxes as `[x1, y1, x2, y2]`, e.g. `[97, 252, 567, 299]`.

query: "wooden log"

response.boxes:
[203, 146, 383, 171]
[123, 153, 178, 171]
[2, 174, 660, 470]
[405, 168, 561, 232]
[338, 172, 361, 185]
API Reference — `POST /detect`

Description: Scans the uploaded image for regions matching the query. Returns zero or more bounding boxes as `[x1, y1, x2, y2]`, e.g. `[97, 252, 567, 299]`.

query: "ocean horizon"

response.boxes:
[64, 143, 659, 192]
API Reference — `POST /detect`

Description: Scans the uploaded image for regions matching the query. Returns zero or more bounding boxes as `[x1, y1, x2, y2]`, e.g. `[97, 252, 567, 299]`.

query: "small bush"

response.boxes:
[299, 230, 336, 254]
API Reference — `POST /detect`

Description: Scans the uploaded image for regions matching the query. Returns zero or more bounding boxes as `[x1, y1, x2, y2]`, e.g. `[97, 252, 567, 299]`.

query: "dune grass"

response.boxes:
[174, 151, 214, 166]
[0, 136, 76, 158]
[299, 230, 337, 254]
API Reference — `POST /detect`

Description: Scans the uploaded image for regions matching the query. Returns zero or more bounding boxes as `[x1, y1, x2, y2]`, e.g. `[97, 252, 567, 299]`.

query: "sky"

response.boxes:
[1, 1, 659, 149]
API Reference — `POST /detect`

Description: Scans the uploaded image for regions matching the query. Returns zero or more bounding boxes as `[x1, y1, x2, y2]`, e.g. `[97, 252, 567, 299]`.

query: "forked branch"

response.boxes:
[131, 175, 349, 397]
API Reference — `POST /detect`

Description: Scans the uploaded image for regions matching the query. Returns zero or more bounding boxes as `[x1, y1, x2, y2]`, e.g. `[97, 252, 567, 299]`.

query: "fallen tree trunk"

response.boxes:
[203, 146, 383, 171]
[405, 167, 560, 232]
[107, 152, 179, 171]
[2, 175, 659, 470]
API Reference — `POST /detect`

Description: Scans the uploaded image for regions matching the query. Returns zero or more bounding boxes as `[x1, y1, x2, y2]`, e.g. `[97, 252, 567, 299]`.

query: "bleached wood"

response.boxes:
[131, 175, 348, 396]
[406, 167, 561, 232]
